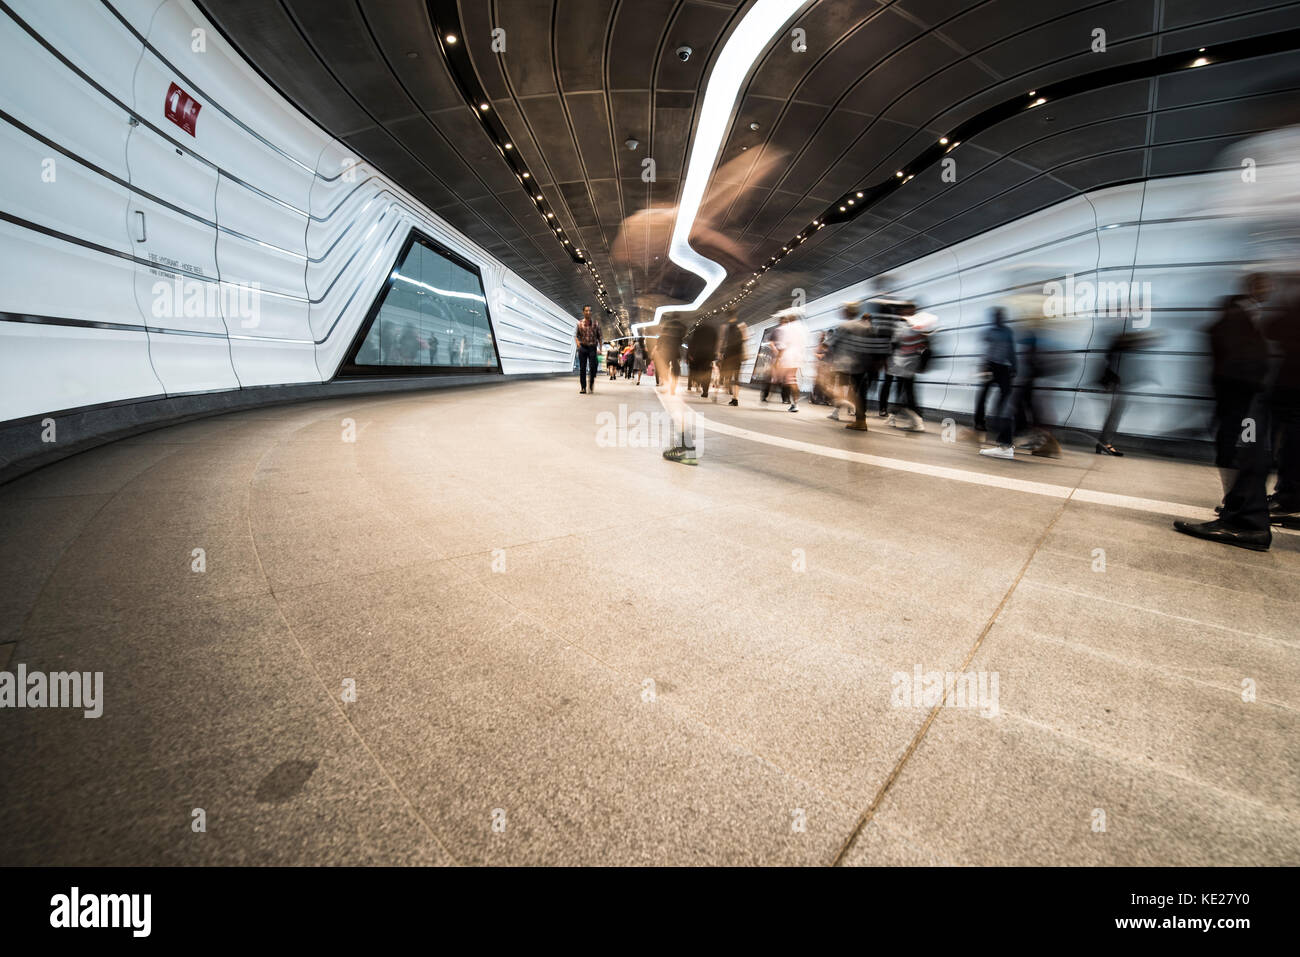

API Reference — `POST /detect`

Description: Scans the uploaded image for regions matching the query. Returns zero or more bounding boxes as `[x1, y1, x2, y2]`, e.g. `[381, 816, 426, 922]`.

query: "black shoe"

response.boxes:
[728, 398, 738, 406]
[580, 388, 586, 394]
[662, 446, 698, 466]
[1096, 442, 1124, 456]
[1269, 496, 1300, 527]
[878, 410, 890, 418]
[1172, 518, 1270, 552]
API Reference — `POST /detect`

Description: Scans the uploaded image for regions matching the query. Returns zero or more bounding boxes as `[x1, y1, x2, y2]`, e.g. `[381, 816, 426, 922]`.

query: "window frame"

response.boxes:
[335, 229, 504, 378]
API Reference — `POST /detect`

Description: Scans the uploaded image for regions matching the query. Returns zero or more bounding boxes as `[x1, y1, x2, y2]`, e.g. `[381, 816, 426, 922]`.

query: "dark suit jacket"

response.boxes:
[1209, 295, 1269, 390]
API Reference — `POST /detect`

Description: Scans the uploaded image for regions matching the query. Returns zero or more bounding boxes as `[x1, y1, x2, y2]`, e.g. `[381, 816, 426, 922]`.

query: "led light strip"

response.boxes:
[633, 0, 810, 334]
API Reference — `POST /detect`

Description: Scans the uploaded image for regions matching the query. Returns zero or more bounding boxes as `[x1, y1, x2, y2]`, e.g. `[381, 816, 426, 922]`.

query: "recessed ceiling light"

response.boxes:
[856, 191, 863, 198]
[504, 143, 512, 150]
[535, 195, 543, 201]
[939, 136, 949, 145]
[1191, 57, 1209, 67]
[839, 205, 846, 211]
[522, 172, 530, 178]
[847, 199, 854, 205]
[479, 102, 490, 111]
[1030, 97, 1046, 107]
[896, 171, 904, 177]
[546, 212, 554, 218]
[445, 34, 457, 44]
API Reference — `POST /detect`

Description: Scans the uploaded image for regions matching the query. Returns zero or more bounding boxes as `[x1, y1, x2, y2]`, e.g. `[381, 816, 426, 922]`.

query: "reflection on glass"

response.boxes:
[352, 235, 498, 370]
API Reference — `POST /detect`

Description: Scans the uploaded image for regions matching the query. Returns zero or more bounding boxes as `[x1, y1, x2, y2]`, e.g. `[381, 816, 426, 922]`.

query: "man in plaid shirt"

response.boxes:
[574, 305, 602, 394]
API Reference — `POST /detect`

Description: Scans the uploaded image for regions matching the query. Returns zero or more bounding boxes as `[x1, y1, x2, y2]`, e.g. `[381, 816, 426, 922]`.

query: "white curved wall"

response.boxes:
[768, 172, 1265, 442]
[0, 0, 577, 424]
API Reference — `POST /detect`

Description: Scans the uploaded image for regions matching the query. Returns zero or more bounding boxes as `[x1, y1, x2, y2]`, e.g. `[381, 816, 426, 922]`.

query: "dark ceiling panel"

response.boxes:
[556, 0, 616, 92]
[1153, 88, 1300, 142]
[362, 0, 463, 111]
[747, 0, 881, 103]
[565, 92, 618, 180]
[608, 0, 676, 90]
[281, 0, 412, 125]
[1156, 50, 1300, 108]
[1159, 3, 1300, 52]
[517, 95, 587, 183]
[801, 8, 923, 108]
[655, 2, 735, 91]
[495, 0, 557, 97]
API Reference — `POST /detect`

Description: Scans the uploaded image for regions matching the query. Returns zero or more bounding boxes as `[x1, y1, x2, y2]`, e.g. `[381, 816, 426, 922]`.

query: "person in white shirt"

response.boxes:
[771, 310, 807, 412]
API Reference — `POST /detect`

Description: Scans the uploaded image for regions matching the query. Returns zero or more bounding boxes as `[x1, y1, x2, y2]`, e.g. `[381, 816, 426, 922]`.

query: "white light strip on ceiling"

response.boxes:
[632, 0, 809, 334]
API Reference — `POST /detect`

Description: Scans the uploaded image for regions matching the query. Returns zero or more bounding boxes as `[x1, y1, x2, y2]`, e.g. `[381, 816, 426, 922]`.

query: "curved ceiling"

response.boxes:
[198, 0, 1300, 331]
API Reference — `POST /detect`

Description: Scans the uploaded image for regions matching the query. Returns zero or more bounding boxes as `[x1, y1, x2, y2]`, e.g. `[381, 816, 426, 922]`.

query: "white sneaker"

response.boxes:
[980, 445, 1015, 459]
[828, 409, 841, 421]
[788, 404, 798, 412]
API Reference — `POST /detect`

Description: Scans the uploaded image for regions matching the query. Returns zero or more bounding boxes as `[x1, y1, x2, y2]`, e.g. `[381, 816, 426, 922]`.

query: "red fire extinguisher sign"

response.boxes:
[163, 82, 201, 136]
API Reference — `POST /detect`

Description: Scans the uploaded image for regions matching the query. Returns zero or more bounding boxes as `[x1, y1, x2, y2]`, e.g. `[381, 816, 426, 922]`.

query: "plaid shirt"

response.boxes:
[575, 317, 601, 347]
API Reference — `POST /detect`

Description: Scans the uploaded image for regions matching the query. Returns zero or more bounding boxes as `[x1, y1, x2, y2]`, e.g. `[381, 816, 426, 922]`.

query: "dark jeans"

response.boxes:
[848, 371, 871, 424]
[761, 379, 790, 403]
[1213, 381, 1256, 470]
[1223, 407, 1272, 531]
[1272, 386, 1300, 505]
[893, 376, 917, 415]
[878, 373, 894, 412]
[974, 363, 1014, 432]
[997, 374, 1038, 448]
[1100, 381, 1127, 446]
[577, 346, 598, 390]
[689, 364, 711, 397]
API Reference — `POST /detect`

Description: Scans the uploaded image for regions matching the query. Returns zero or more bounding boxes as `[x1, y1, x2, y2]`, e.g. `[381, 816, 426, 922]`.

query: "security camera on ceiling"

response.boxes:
[676, 45, 692, 61]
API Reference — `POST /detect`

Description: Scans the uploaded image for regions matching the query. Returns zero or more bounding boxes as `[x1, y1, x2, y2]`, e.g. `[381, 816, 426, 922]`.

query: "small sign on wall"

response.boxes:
[164, 82, 201, 136]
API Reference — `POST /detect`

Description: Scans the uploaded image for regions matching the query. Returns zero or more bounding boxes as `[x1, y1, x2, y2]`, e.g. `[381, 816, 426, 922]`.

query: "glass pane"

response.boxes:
[351, 235, 498, 369]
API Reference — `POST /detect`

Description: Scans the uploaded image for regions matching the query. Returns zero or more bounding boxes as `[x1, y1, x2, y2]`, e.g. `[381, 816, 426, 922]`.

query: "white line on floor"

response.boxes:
[698, 414, 1214, 523]
[651, 388, 1294, 533]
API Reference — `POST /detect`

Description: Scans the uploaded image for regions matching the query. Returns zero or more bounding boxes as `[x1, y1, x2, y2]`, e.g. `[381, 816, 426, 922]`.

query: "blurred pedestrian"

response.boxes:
[770, 310, 807, 412]
[719, 310, 747, 406]
[686, 320, 719, 399]
[973, 307, 1016, 438]
[887, 307, 935, 432]
[1266, 277, 1300, 524]
[1174, 273, 1273, 550]
[656, 316, 685, 395]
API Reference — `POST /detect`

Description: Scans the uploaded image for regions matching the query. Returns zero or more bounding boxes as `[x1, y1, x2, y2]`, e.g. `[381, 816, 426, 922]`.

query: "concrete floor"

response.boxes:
[0, 375, 1297, 865]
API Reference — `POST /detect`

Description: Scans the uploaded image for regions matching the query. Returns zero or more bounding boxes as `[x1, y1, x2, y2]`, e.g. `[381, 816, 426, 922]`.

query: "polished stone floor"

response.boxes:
[0, 375, 1296, 865]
